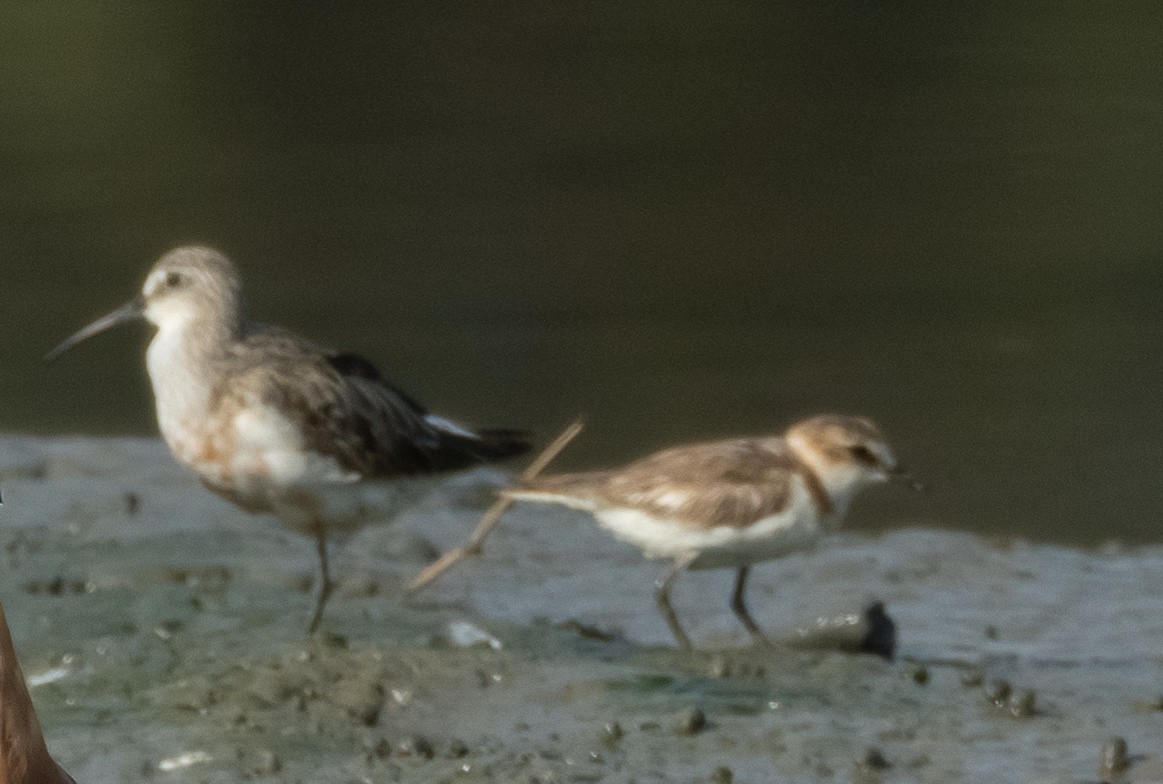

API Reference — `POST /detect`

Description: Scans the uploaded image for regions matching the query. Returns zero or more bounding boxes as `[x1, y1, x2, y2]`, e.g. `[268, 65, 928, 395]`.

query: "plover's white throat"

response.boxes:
[48, 246, 530, 631]
[506, 415, 916, 649]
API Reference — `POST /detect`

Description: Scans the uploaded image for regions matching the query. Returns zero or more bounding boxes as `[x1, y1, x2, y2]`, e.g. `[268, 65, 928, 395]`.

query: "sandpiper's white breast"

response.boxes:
[145, 323, 215, 460]
[145, 322, 357, 511]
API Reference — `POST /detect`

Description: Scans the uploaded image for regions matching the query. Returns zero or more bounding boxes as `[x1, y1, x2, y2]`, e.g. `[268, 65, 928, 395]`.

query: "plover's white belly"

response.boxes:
[593, 492, 826, 570]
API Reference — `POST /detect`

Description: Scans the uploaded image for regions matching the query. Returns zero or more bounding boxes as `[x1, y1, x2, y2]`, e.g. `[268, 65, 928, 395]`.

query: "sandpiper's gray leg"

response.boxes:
[307, 522, 333, 634]
[655, 557, 693, 650]
[729, 566, 767, 643]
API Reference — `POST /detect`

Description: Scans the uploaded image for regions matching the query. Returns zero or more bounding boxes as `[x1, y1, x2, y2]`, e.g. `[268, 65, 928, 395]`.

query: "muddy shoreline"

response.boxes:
[0, 435, 1159, 782]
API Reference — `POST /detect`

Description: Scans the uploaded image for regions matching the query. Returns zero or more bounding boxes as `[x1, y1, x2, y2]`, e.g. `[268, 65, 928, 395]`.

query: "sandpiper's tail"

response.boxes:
[466, 427, 533, 461]
[422, 415, 532, 470]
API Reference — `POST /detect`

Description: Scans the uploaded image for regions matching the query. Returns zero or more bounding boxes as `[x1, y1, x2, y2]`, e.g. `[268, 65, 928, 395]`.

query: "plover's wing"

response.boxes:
[519, 438, 803, 528]
[224, 327, 528, 477]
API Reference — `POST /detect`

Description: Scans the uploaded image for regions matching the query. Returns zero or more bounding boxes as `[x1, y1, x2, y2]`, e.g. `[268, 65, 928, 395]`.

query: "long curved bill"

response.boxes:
[44, 297, 143, 362]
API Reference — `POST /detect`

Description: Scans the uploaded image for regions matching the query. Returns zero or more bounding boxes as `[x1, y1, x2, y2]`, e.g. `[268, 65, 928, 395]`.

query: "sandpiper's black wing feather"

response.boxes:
[222, 326, 530, 477]
[325, 353, 431, 414]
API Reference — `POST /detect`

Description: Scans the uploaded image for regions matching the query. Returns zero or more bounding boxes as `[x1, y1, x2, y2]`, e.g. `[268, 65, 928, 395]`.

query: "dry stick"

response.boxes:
[407, 419, 584, 592]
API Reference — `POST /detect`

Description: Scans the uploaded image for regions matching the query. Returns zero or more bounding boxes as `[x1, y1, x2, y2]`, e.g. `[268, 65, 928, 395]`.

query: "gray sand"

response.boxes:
[0, 436, 1160, 783]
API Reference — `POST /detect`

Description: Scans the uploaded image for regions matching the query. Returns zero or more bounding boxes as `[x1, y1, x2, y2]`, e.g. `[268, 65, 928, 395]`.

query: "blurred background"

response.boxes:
[2, 3, 1160, 543]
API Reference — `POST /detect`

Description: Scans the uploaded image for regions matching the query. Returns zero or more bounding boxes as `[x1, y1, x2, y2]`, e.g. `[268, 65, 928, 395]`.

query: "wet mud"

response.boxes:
[0, 436, 1160, 782]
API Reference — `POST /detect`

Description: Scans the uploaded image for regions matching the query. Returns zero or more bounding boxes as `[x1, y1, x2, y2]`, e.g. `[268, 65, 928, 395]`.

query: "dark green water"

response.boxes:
[3, 3, 1161, 543]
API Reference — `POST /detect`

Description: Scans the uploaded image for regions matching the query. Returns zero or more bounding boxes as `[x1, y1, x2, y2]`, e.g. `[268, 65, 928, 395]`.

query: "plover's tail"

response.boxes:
[503, 472, 610, 512]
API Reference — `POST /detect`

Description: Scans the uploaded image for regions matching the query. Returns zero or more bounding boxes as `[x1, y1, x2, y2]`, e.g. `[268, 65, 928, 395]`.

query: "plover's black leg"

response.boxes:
[655, 556, 694, 649]
[307, 521, 333, 634]
[729, 565, 767, 643]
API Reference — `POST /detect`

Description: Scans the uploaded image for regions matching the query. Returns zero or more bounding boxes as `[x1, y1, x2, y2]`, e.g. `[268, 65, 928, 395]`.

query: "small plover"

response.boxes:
[48, 246, 530, 631]
[505, 415, 915, 648]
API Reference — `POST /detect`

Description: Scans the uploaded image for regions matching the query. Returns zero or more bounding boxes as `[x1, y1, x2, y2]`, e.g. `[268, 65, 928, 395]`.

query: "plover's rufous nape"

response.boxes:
[47, 246, 530, 632]
[505, 415, 917, 649]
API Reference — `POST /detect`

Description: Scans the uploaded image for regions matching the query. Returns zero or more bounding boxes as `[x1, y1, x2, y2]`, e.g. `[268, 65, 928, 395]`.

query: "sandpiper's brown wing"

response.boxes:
[216, 326, 528, 478]
[521, 437, 805, 529]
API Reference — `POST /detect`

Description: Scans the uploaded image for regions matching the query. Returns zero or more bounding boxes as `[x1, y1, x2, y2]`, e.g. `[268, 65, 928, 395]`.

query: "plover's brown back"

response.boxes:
[511, 436, 830, 528]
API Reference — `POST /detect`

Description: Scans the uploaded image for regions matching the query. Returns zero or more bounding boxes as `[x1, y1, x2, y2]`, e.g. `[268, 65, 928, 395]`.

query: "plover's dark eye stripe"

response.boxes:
[166, 272, 183, 287]
[849, 445, 878, 465]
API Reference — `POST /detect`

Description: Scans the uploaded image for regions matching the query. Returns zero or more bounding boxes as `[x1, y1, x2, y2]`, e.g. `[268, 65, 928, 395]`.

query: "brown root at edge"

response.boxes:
[0, 601, 74, 784]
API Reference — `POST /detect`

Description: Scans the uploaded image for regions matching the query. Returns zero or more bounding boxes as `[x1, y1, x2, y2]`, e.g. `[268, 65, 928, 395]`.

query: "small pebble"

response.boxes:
[1007, 689, 1037, 718]
[906, 664, 930, 686]
[328, 677, 383, 726]
[153, 620, 183, 641]
[601, 720, 624, 746]
[861, 747, 891, 770]
[959, 669, 984, 688]
[246, 749, 281, 777]
[444, 738, 469, 759]
[447, 620, 503, 650]
[710, 766, 733, 783]
[983, 679, 1011, 706]
[1099, 736, 1129, 779]
[322, 632, 348, 649]
[555, 619, 617, 641]
[674, 707, 707, 736]
[248, 670, 295, 707]
[860, 601, 897, 660]
[709, 655, 730, 678]
[397, 734, 435, 760]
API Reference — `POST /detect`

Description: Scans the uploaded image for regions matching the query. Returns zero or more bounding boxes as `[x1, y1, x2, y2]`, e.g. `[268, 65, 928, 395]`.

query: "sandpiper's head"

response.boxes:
[46, 246, 243, 361]
[140, 246, 242, 331]
[785, 415, 911, 494]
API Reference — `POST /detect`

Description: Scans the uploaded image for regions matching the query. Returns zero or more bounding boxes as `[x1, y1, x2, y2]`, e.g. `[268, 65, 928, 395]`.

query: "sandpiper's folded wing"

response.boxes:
[222, 327, 528, 478]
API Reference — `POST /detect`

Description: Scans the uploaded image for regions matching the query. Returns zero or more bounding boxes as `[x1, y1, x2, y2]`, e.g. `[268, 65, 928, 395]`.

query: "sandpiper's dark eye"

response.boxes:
[849, 445, 878, 465]
[166, 272, 183, 287]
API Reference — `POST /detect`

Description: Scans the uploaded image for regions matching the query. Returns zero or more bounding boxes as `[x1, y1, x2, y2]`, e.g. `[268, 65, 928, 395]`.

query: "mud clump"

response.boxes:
[1007, 689, 1037, 719]
[782, 601, 897, 660]
[1099, 736, 1130, 779]
[328, 679, 384, 725]
[984, 679, 1011, 706]
[395, 734, 436, 760]
[674, 706, 707, 736]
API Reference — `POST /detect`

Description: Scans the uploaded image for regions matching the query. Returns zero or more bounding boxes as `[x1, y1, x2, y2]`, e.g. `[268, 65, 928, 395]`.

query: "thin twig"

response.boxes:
[407, 419, 584, 592]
